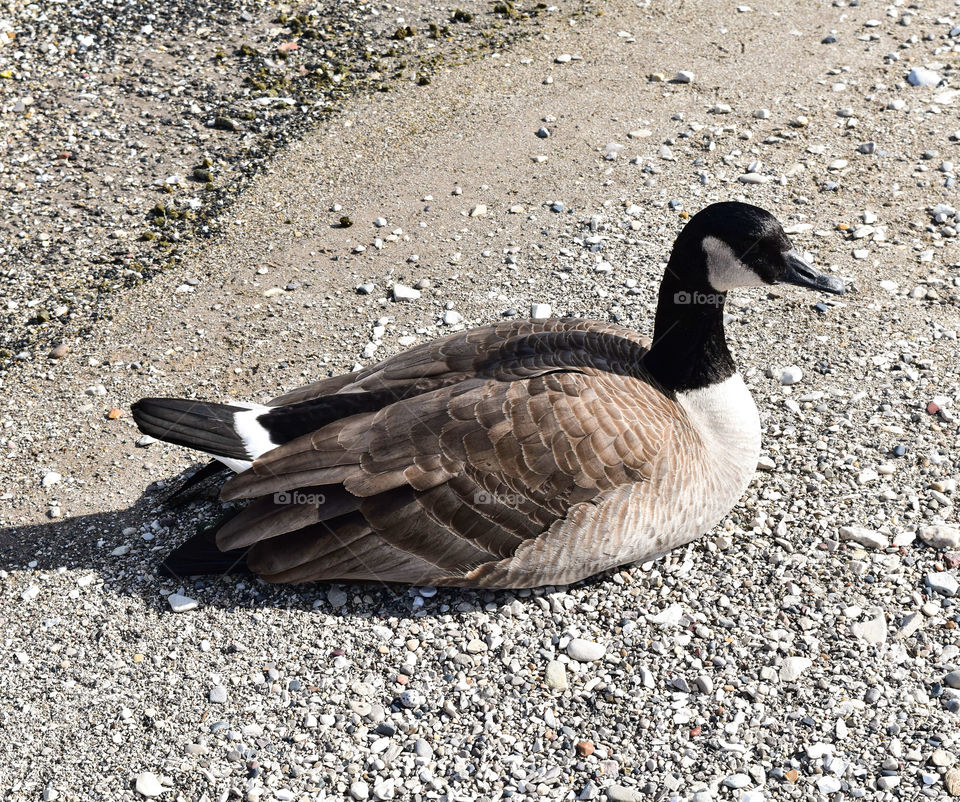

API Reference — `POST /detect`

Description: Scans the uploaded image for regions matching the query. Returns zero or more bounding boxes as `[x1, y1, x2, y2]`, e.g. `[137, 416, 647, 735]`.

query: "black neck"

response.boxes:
[643, 263, 736, 393]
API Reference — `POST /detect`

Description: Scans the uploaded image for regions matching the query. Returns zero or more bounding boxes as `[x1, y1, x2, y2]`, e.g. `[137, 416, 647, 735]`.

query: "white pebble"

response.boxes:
[919, 525, 960, 550]
[135, 773, 166, 798]
[780, 656, 812, 682]
[908, 67, 941, 87]
[167, 593, 199, 613]
[780, 366, 803, 385]
[392, 284, 421, 301]
[566, 638, 606, 662]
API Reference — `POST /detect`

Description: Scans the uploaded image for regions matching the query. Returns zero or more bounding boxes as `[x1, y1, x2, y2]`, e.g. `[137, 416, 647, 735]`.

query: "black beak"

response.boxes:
[781, 249, 845, 294]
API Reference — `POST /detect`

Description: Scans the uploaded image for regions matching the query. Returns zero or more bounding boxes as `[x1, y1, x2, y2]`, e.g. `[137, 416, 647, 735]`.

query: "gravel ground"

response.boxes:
[3, 0, 960, 800]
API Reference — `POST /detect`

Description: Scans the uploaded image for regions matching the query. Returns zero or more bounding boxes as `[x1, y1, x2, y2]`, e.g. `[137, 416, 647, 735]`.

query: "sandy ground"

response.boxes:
[3, 0, 960, 799]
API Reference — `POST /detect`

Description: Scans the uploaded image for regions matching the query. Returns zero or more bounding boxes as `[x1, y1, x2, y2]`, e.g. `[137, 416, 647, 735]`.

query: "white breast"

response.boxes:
[675, 373, 762, 531]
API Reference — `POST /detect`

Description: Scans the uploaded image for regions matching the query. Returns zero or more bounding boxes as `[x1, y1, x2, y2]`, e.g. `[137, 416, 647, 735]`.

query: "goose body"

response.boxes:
[132, 202, 844, 588]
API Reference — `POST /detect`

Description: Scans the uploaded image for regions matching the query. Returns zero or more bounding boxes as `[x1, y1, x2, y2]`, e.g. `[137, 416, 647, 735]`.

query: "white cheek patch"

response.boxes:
[702, 235, 768, 292]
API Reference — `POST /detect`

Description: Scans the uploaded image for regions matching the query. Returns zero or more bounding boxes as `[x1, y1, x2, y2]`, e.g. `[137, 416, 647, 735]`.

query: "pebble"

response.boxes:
[391, 284, 421, 301]
[673, 70, 695, 83]
[944, 671, 960, 689]
[167, 594, 198, 613]
[927, 572, 960, 597]
[606, 785, 643, 802]
[48, 343, 69, 359]
[851, 612, 887, 645]
[781, 657, 812, 681]
[947, 768, 960, 795]
[908, 67, 942, 87]
[545, 660, 568, 690]
[817, 776, 842, 794]
[469, 204, 487, 218]
[350, 780, 370, 800]
[536, 127, 551, 138]
[839, 525, 889, 550]
[135, 773, 166, 798]
[566, 638, 606, 662]
[208, 685, 227, 704]
[722, 774, 750, 789]
[41, 472, 62, 488]
[780, 366, 803, 385]
[531, 303, 552, 320]
[920, 525, 960, 550]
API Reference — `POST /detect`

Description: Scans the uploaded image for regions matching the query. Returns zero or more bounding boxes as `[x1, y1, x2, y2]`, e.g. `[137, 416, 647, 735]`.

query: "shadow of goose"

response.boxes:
[0, 466, 613, 619]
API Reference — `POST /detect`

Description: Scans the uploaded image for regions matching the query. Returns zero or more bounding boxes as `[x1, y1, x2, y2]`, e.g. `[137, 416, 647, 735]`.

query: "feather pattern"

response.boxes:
[198, 318, 758, 587]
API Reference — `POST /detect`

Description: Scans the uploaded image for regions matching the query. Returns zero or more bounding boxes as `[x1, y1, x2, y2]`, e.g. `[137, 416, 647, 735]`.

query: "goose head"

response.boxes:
[647, 202, 844, 393]
[671, 201, 846, 297]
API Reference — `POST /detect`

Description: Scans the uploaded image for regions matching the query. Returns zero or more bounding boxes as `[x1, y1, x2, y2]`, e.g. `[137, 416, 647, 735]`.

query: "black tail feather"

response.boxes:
[160, 528, 252, 578]
[165, 460, 230, 505]
[131, 398, 249, 459]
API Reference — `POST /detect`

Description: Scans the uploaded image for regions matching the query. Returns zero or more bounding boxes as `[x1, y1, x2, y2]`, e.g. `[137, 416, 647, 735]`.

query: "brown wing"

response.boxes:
[216, 319, 679, 587]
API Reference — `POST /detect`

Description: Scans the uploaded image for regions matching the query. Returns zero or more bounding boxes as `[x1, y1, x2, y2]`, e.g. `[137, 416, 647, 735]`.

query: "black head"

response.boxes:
[670, 201, 845, 295]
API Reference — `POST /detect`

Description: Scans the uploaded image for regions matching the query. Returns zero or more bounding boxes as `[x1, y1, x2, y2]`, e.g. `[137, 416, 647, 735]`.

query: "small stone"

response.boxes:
[327, 587, 348, 608]
[946, 767, 960, 795]
[48, 344, 69, 359]
[555, 53, 572, 63]
[350, 780, 370, 801]
[927, 572, 960, 597]
[920, 525, 960, 550]
[545, 660, 568, 690]
[442, 310, 463, 326]
[780, 656, 812, 682]
[41, 472, 62, 488]
[877, 776, 899, 790]
[399, 689, 422, 708]
[753, 108, 771, 119]
[673, 70, 695, 84]
[469, 204, 487, 218]
[651, 604, 683, 627]
[851, 612, 887, 645]
[944, 671, 960, 689]
[722, 774, 750, 789]
[839, 525, 888, 549]
[896, 611, 923, 639]
[135, 773, 166, 798]
[209, 685, 227, 704]
[576, 740, 595, 757]
[932, 750, 956, 767]
[531, 303, 552, 320]
[373, 217, 387, 227]
[816, 777, 842, 794]
[908, 67, 942, 87]
[566, 638, 605, 662]
[213, 116, 238, 132]
[465, 638, 486, 654]
[392, 284, 421, 302]
[780, 366, 803, 385]
[167, 593, 198, 613]
[536, 127, 551, 138]
[606, 785, 643, 802]
[136, 435, 157, 447]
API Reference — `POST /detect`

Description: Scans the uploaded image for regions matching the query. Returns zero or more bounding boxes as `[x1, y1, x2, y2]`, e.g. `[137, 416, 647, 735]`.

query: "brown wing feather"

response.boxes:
[213, 319, 680, 587]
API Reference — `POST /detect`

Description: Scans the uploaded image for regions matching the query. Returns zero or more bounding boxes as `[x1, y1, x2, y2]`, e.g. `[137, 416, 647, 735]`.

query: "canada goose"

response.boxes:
[132, 202, 844, 588]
